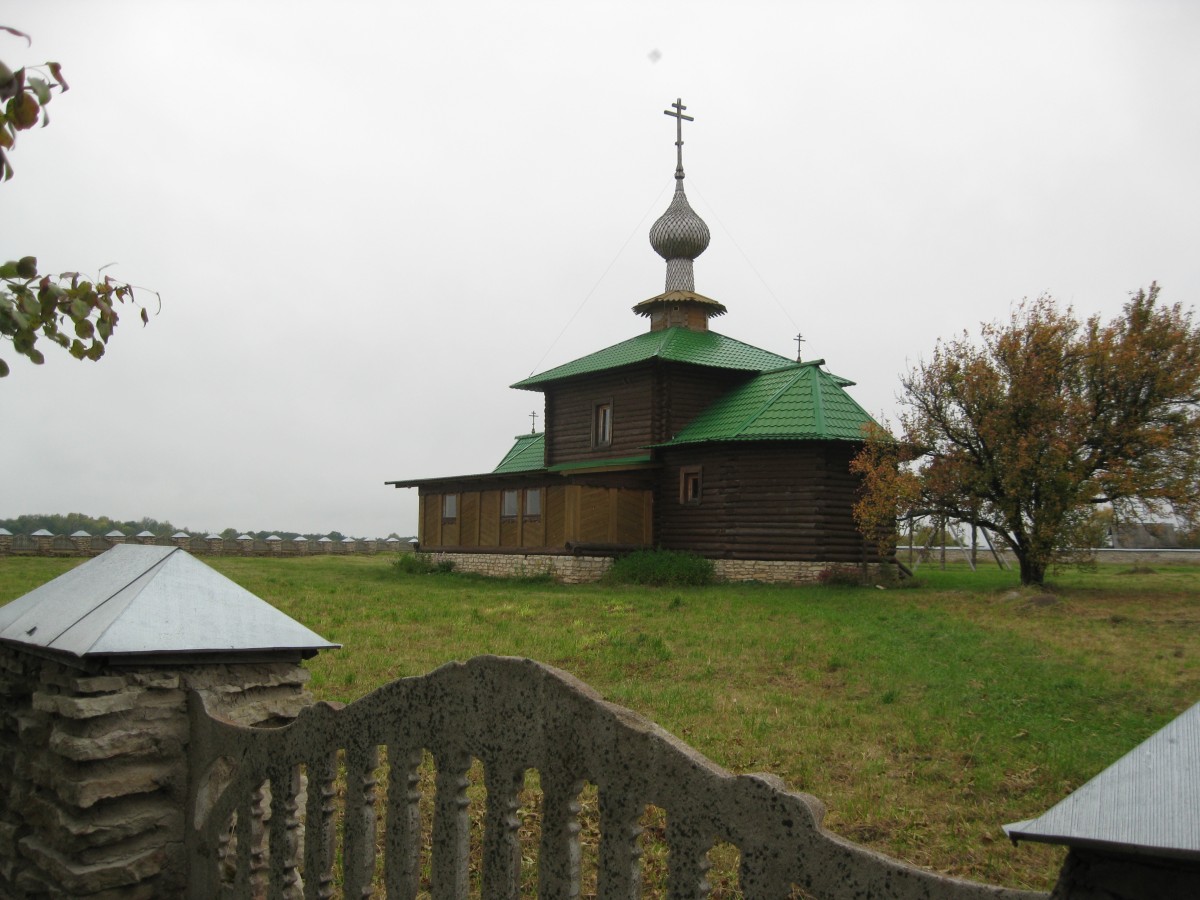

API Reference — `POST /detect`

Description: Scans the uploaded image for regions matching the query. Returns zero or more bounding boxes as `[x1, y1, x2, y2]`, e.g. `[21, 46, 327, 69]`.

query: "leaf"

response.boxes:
[27, 77, 50, 105]
[0, 26, 32, 46]
[140, 307, 149, 326]
[0, 358, 8, 378]
[46, 62, 68, 92]
[0, 261, 18, 279]
[8, 93, 39, 130]
[16, 256, 37, 278]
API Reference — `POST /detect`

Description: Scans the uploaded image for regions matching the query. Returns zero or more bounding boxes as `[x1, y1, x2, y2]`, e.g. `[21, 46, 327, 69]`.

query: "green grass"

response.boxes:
[2, 554, 1197, 892]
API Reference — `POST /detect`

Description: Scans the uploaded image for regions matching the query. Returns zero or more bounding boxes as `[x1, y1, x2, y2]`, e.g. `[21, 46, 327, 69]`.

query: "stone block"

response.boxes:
[126, 672, 180, 691]
[24, 790, 182, 851]
[33, 690, 141, 719]
[41, 758, 180, 810]
[19, 834, 166, 894]
[49, 717, 187, 762]
[69, 676, 128, 695]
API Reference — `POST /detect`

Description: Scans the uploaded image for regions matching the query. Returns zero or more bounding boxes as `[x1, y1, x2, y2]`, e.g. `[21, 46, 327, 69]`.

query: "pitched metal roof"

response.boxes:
[656, 360, 878, 446]
[1004, 700, 1200, 860]
[547, 454, 655, 473]
[0, 544, 339, 660]
[492, 432, 547, 474]
[511, 327, 792, 390]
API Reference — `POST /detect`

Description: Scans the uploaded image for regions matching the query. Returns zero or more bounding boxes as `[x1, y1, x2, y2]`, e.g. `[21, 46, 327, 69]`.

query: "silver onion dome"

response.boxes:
[650, 187, 710, 262]
[649, 183, 710, 293]
[651, 98, 710, 292]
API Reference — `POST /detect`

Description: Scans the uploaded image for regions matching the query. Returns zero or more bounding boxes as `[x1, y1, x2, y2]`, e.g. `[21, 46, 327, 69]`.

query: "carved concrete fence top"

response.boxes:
[187, 655, 1042, 899]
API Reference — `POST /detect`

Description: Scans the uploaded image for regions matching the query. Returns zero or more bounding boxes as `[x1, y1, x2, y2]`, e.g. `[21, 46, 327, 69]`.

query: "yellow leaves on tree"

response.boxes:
[852, 285, 1200, 585]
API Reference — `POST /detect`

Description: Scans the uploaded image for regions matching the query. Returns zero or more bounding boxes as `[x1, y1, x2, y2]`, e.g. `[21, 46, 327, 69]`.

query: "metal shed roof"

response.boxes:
[0, 544, 339, 662]
[1005, 700, 1200, 860]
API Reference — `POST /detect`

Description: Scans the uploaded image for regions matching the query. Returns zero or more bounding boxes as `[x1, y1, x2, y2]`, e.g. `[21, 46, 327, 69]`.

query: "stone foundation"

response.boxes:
[430, 552, 891, 585]
[0, 644, 313, 899]
[430, 552, 614, 583]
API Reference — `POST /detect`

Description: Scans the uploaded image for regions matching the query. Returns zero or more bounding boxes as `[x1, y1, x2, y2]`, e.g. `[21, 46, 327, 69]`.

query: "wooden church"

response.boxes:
[388, 101, 883, 582]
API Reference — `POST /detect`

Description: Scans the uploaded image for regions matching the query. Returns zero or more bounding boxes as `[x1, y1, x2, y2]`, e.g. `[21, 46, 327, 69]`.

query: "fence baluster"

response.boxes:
[538, 769, 583, 900]
[597, 786, 644, 900]
[431, 750, 472, 900]
[267, 764, 303, 900]
[385, 745, 423, 900]
[303, 752, 338, 900]
[665, 814, 713, 900]
[482, 764, 525, 900]
[343, 743, 380, 899]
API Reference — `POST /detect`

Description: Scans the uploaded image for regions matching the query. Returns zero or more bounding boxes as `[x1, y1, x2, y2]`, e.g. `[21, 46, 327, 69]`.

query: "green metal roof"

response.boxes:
[492, 432, 546, 474]
[547, 454, 655, 473]
[512, 327, 793, 390]
[657, 361, 879, 446]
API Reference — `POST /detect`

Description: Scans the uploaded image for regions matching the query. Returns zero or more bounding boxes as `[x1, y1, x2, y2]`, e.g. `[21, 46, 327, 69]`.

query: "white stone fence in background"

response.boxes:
[0, 529, 413, 558]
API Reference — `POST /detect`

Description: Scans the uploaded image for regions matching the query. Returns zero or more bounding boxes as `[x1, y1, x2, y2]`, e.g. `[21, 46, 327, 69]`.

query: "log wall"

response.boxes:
[655, 441, 879, 562]
[543, 362, 754, 466]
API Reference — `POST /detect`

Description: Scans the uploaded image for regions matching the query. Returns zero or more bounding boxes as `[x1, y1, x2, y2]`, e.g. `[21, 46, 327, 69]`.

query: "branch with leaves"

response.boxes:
[0, 25, 66, 181]
[2, 27, 156, 377]
[0, 257, 154, 377]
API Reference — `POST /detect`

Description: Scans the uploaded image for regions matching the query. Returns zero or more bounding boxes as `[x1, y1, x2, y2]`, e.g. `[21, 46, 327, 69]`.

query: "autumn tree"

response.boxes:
[1, 26, 150, 378]
[852, 286, 1200, 585]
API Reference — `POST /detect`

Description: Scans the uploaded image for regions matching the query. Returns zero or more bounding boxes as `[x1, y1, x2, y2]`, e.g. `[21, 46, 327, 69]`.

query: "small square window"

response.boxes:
[680, 467, 702, 505]
[524, 488, 542, 518]
[593, 401, 613, 448]
[501, 489, 519, 518]
[442, 494, 458, 522]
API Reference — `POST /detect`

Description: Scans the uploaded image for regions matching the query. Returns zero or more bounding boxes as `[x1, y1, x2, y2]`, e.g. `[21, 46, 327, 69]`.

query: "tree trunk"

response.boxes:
[1017, 551, 1046, 585]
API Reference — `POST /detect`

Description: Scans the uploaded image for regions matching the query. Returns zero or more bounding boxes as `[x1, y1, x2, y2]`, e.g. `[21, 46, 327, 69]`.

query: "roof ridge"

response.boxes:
[810, 366, 825, 435]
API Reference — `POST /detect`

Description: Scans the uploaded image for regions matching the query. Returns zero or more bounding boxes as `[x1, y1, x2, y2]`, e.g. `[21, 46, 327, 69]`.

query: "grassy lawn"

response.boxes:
[2, 554, 1197, 892]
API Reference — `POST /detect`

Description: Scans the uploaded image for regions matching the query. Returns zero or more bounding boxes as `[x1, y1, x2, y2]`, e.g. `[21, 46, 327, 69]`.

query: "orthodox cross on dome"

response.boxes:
[794, 332, 806, 362]
[529, 410, 539, 433]
[664, 98, 694, 182]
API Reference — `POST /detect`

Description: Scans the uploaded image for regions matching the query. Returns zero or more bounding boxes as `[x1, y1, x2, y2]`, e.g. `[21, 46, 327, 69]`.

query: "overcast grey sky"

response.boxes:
[3, 1, 1198, 538]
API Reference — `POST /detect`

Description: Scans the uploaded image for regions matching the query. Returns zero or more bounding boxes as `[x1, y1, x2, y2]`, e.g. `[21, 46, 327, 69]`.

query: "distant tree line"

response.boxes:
[0, 513, 412, 543]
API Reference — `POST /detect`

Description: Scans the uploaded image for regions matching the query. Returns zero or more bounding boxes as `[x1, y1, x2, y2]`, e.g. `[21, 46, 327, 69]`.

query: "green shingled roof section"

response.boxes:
[547, 454, 654, 472]
[658, 362, 880, 445]
[511, 328, 793, 389]
[492, 432, 546, 473]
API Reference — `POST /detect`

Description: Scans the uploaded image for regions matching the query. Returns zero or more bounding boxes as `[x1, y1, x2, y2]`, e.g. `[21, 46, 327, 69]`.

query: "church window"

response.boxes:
[524, 488, 542, 518]
[442, 494, 458, 523]
[501, 489, 519, 518]
[680, 466, 702, 504]
[593, 401, 613, 448]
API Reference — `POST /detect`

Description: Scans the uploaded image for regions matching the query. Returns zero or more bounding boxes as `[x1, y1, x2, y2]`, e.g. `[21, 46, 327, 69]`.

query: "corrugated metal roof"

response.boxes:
[547, 454, 655, 472]
[1004, 700, 1200, 860]
[492, 432, 547, 474]
[511, 327, 792, 390]
[0, 545, 339, 659]
[657, 361, 878, 446]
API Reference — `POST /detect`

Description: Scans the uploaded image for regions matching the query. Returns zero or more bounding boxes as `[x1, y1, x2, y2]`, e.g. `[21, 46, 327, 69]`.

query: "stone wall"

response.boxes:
[0, 532, 411, 559]
[0, 643, 313, 899]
